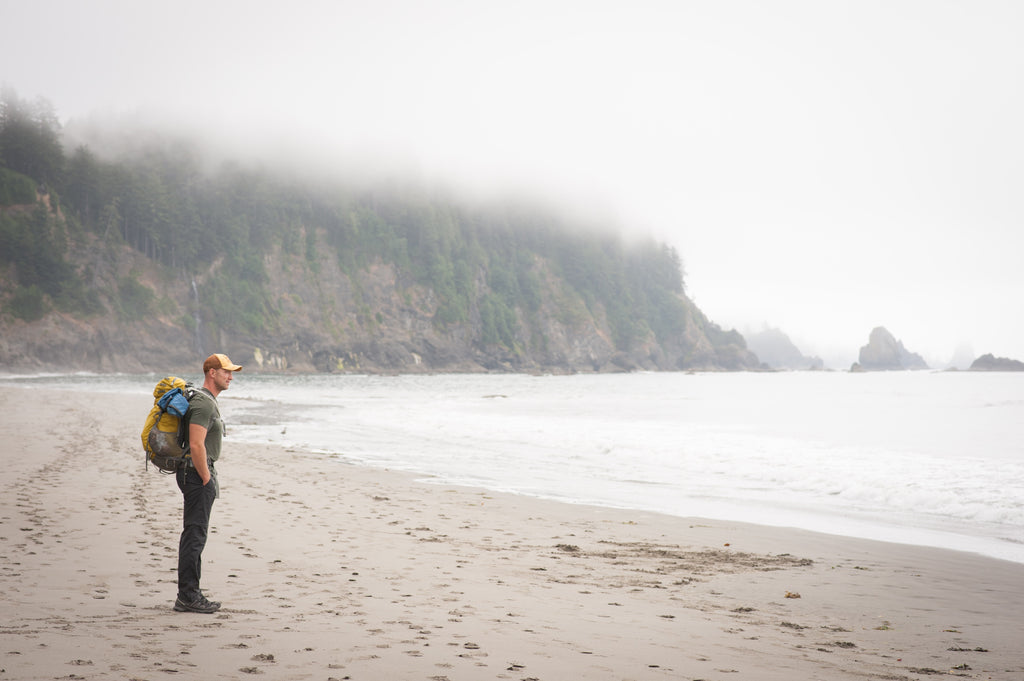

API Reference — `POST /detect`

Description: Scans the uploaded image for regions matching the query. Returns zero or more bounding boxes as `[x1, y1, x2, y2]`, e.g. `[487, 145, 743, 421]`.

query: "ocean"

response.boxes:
[7, 370, 1023, 564]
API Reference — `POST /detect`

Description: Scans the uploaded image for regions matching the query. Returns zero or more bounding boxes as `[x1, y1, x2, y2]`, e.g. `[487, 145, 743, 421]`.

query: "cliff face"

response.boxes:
[0, 230, 759, 374]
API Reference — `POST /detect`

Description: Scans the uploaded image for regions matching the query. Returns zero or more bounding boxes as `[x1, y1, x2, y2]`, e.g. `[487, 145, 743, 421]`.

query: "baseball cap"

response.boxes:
[203, 353, 243, 373]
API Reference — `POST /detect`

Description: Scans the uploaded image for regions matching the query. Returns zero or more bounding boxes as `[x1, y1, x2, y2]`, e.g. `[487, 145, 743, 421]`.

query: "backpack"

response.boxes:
[141, 376, 196, 472]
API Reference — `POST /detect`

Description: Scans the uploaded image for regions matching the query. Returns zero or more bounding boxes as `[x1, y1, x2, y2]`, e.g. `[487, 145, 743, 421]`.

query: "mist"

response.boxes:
[4, 0, 1023, 367]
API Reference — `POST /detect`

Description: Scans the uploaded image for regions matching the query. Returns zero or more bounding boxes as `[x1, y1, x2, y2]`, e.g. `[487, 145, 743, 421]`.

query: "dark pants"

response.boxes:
[176, 466, 217, 601]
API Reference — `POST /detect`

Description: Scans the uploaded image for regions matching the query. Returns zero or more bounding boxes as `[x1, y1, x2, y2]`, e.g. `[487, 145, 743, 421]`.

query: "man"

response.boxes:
[174, 352, 242, 614]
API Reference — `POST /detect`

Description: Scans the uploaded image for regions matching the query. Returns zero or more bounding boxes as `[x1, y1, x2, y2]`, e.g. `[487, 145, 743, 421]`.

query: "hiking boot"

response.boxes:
[173, 595, 222, 614]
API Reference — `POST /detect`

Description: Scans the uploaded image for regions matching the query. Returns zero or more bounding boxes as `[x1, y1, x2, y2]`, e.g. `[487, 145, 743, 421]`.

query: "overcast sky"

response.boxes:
[3, 0, 1022, 367]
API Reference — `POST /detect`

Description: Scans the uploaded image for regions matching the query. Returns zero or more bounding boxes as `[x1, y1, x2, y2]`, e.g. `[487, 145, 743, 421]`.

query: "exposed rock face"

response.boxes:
[968, 354, 1024, 371]
[0, 234, 760, 375]
[744, 327, 823, 370]
[856, 327, 929, 371]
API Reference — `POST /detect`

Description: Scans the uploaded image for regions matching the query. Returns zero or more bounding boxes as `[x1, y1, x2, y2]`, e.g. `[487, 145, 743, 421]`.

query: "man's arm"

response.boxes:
[188, 422, 211, 484]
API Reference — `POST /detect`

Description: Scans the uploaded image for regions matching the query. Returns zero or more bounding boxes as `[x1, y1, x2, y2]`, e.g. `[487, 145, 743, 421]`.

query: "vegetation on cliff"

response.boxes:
[0, 88, 756, 372]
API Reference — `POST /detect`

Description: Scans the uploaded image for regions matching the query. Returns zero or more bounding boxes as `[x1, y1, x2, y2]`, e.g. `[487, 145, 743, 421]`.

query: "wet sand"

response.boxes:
[1, 386, 1022, 680]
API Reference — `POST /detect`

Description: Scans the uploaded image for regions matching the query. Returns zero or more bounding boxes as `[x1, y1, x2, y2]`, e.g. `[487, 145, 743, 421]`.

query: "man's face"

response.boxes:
[212, 368, 234, 391]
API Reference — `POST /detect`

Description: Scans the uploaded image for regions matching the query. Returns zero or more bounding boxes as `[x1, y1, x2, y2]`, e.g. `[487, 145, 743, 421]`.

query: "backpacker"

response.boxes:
[141, 376, 196, 472]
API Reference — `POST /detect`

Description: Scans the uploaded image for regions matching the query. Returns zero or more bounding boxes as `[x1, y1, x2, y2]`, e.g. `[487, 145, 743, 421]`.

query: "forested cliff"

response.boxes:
[0, 89, 759, 374]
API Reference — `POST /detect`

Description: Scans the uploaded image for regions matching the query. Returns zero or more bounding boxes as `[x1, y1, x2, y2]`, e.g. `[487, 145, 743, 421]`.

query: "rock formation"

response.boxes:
[968, 354, 1024, 371]
[855, 327, 929, 371]
[744, 326, 823, 370]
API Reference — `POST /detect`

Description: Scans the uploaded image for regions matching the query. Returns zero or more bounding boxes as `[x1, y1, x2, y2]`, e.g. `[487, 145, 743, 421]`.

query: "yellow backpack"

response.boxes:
[141, 376, 195, 472]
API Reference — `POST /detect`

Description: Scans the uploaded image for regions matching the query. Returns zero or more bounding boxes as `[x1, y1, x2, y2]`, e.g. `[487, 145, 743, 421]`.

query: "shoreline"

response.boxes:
[2, 386, 1023, 680]
[348, 469, 1024, 568]
[220, 387, 1024, 568]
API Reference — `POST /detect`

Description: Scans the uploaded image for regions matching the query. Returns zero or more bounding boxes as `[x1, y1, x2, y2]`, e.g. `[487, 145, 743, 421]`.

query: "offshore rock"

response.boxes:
[968, 354, 1024, 371]
[856, 327, 929, 371]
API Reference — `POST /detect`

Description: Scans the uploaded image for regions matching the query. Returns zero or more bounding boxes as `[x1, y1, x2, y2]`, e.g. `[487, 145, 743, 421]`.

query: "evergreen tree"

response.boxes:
[0, 87, 717, 366]
[0, 87, 65, 188]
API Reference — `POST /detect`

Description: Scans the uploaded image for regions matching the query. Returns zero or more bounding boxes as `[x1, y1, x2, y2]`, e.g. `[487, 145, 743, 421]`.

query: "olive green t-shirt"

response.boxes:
[187, 388, 224, 467]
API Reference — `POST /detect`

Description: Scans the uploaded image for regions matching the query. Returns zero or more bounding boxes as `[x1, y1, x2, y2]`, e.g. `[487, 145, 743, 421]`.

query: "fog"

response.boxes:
[3, 0, 1023, 367]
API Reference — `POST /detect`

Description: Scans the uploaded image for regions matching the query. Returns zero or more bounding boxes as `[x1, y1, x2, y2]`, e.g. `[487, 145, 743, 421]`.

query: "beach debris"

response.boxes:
[947, 646, 988, 652]
[555, 543, 580, 553]
[785, 591, 802, 599]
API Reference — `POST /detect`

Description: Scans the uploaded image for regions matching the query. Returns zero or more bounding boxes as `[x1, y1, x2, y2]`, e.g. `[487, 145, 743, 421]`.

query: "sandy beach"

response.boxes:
[1, 386, 1022, 681]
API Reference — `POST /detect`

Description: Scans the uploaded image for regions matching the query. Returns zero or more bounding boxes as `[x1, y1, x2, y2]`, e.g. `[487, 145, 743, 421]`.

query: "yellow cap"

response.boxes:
[203, 353, 243, 373]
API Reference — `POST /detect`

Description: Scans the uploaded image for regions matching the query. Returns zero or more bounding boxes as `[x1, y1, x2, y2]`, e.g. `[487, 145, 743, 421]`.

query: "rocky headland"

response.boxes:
[0, 227, 760, 376]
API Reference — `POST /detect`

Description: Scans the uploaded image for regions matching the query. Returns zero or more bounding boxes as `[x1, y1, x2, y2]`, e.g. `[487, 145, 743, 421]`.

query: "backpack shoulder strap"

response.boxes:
[176, 384, 201, 450]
